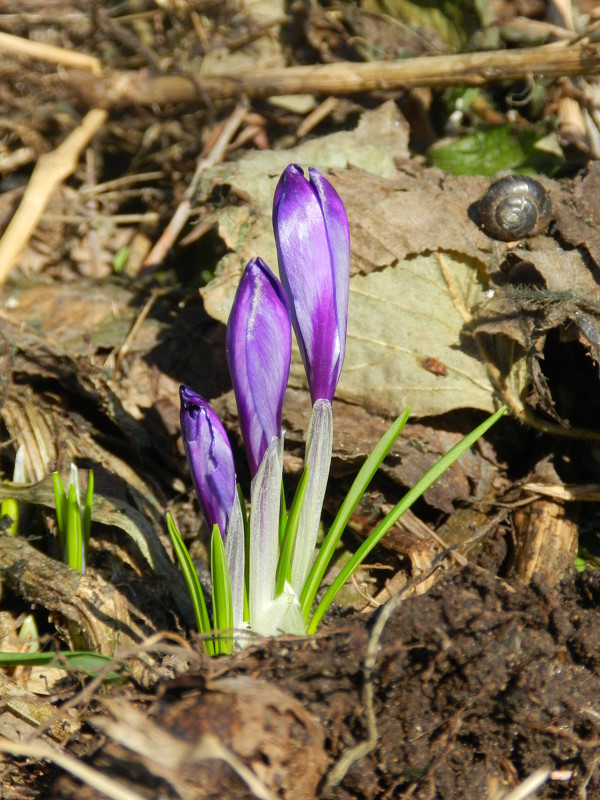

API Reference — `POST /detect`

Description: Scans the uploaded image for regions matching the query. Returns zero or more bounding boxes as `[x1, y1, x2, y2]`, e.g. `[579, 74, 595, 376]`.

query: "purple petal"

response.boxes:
[273, 164, 350, 403]
[179, 385, 236, 538]
[226, 258, 292, 476]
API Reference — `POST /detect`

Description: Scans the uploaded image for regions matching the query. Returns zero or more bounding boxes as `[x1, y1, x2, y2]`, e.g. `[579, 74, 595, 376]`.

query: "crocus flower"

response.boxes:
[226, 257, 292, 476]
[180, 385, 236, 538]
[273, 164, 350, 404]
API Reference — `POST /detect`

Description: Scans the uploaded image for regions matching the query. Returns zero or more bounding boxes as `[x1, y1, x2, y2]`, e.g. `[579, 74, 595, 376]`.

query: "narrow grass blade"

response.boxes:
[52, 472, 68, 550]
[166, 512, 214, 656]
[237, 485, 250, 623]
[0, 650, 124, 680]
[279, 480, 287, 548]
[66, 484, 83, 571]
[307, 406, 506, 633]
[211, 524, 233, 655]
[300, 408, 411, 620]
[276, 466, 309, 596]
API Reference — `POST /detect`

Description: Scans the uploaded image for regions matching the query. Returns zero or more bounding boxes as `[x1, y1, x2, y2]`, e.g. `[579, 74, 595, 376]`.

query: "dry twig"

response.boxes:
[0, 737, 147, 800]
[64, 41, 600, 107]
[143, 103, 248, 269]
[0, 31, 102, 74]
[0, 109, 107, 283]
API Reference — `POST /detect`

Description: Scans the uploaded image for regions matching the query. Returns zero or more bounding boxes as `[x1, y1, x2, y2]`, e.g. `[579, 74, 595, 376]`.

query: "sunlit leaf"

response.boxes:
[0, 650, 124, 681]
[211, 525, 233, 655]
[307, 406, 506, 633]
[166, 513, 214, 656]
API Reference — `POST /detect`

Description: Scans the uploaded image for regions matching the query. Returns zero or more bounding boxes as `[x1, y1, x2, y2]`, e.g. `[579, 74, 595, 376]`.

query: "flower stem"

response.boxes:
[249, 436, 283, 626]
[300, 408, 411, 619]
[290, 399, 333, 595]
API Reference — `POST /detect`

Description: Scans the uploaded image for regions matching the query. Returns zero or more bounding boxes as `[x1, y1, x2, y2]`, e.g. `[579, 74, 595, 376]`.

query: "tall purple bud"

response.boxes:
[226, 257, 292, 476]
[179, 385, 236, 538]
[273, 164, 350, 404]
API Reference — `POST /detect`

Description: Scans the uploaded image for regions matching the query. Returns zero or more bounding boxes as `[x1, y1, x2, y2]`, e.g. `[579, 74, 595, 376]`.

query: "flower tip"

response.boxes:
[274, 163, 306, 207]
[178, 385, 236, 536]
[179, 385, 207, 444]
[284, 162, 303, 177]
[179, 384, 198, 407]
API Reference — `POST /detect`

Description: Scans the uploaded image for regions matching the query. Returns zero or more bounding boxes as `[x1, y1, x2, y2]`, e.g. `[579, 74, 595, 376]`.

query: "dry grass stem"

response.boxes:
[0, 31, 102, 74]
[64, 42, 600, 107]
[523, 482, 600, 501]
[0, 737, 147, 800]
[296, 96, 339, 138]
[0, 108, 107, 284]
[143, 102, 248, 269]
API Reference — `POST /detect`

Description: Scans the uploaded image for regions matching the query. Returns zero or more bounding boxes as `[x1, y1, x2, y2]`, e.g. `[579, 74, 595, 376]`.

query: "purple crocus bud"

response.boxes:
[273, 164, 350, 404]
[179, 385, 236, 538]
[226, 257, 292, 476]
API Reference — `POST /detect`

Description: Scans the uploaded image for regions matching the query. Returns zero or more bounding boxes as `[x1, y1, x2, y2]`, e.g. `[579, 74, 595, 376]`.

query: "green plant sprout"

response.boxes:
[169, 164, 508, 654]
[17, 614, 40, 654]
[169, 405, 506, 653]
[52, 464, 94, 573]
[0, 444, 27, 536]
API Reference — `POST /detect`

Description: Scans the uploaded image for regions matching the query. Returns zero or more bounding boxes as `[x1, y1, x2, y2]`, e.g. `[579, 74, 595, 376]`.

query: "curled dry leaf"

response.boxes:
[77, 677, 328, 800]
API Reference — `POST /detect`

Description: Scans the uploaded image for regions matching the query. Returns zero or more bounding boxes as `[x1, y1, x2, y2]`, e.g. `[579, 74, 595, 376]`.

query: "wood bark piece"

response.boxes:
[0, 108, 107, 283]
[509, 498, 578, 583]
[0, 672, 81, 745]
[64, 41, 600, 108]
[0, 533, 157, 656]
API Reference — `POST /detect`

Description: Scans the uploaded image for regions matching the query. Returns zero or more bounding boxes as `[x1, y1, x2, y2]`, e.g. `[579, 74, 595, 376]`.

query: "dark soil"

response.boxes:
[44, 565, 600, 800]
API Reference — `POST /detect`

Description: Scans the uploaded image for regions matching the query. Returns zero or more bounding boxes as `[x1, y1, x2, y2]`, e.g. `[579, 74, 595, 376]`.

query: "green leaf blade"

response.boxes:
[276, 466, 309, 596]
[307, 406, 507, 633]
[300, 408, 411, 620]
[66, 483, 83, 571]
[166, 513, 214, 656]
[52, 472, 68, 550]
[211, 524, 233, 655]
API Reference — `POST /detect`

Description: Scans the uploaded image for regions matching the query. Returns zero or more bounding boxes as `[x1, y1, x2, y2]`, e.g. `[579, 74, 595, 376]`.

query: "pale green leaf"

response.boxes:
[211, 525, 233, 655]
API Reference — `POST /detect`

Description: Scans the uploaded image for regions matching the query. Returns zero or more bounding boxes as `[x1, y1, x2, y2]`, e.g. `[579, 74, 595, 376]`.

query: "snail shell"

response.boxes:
[480, 175, 552, 241]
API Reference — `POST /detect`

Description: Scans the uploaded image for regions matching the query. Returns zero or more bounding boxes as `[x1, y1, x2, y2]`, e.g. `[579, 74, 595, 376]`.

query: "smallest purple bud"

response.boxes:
[180, 385, 236, 539]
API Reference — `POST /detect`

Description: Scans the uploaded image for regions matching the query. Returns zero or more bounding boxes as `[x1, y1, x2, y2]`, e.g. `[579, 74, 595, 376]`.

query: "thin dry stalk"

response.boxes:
[296, 96, 339, 138]
[0, 31, 102, 74]
[0, 737, 146, 800]
[0, 108, 107, 284]
[65, 41, 600, 107]
[143, 102, 248, 269]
